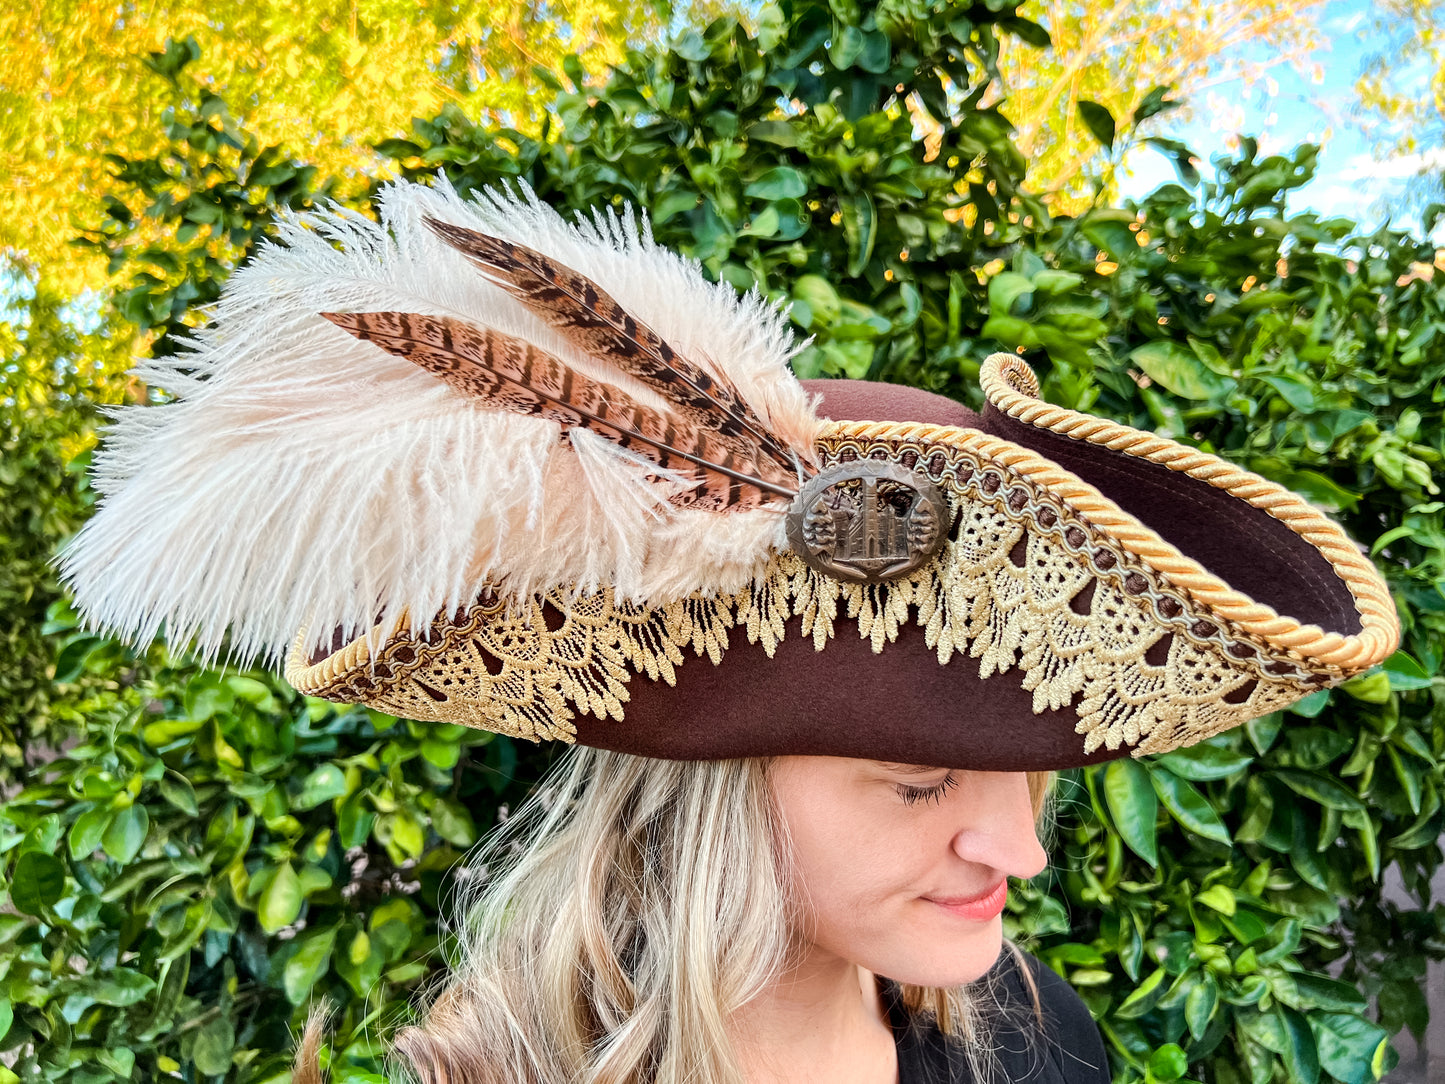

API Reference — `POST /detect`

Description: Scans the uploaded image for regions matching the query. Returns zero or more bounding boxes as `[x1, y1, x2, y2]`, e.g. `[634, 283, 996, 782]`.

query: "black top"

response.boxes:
[883, 951, 1112, 1084]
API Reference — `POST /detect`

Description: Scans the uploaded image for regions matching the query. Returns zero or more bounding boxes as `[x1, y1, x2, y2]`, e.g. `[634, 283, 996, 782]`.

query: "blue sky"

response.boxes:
[1115, 0, 1444, 245]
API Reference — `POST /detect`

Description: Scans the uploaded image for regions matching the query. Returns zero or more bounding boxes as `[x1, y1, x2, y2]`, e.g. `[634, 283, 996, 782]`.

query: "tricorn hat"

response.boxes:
[62, 180, 1399, 771]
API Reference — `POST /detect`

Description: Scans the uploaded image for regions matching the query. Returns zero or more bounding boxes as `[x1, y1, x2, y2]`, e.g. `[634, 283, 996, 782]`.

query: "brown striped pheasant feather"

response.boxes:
[423, 217, 804, 474]
[321, 310, 798, 512]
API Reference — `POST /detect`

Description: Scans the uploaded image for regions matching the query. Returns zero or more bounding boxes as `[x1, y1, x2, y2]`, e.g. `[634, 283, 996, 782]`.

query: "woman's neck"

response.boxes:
[729, 947, 898, 1084]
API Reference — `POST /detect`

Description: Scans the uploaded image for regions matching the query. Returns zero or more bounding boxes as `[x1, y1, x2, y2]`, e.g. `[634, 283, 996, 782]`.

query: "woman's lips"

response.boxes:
[924, 880, 1008, 920]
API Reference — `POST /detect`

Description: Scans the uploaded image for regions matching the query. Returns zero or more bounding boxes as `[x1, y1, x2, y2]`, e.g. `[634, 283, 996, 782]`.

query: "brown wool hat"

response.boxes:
[61, 181, 1399, 771]
[285, 357, 1396, 770]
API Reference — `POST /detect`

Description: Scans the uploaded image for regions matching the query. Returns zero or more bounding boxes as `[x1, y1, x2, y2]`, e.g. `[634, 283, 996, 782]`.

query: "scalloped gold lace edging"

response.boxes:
[286, 433, 1344, 759]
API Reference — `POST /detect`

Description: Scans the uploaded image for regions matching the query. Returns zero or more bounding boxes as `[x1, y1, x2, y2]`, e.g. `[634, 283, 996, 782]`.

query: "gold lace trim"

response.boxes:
[287, 430, 1342, 758]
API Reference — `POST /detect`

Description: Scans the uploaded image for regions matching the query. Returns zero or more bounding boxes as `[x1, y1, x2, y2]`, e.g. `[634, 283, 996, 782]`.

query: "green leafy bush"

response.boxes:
[3, 3, 1442, 1082]
[0, 276, 131, 775]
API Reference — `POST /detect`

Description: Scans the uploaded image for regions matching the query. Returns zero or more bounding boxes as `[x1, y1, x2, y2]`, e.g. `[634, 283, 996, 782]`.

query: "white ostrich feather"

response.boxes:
[60, 177, 822, 665]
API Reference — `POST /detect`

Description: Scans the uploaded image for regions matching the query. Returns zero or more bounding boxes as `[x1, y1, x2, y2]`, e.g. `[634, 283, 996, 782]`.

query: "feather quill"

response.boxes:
[423, 217, 805, 474]
[321, 310, 797, 511]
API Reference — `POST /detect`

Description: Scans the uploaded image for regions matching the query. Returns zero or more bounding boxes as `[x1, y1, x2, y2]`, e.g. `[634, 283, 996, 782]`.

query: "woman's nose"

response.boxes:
[950, 771, 1048, 879]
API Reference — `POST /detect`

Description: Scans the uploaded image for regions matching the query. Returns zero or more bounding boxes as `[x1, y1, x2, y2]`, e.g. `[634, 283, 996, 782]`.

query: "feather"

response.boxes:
[59, 176, 818, 665]
[423, 217, 805, 473]
[321, 310, 798, 512]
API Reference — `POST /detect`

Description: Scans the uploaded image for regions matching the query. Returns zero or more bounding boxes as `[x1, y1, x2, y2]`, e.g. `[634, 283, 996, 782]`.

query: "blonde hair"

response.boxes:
[298, 751, 1053, 1084]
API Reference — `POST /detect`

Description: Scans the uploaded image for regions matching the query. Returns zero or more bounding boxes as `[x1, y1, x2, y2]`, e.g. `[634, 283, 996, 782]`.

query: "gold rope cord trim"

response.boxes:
[978, 352, 1398, 670]
[287, 429, 1348, 758]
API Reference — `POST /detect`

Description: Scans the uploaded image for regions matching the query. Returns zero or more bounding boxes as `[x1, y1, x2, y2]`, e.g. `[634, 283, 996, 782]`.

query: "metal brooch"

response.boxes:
[786, 461, 949, 583]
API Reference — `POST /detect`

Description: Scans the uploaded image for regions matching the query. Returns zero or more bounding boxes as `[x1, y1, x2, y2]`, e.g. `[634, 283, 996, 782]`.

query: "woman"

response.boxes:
[62, 180, 1399, 1083]
[334, 752, 1071, 1084]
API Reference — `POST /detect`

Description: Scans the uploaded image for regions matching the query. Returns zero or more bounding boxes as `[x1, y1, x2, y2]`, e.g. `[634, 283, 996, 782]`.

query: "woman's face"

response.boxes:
[769, 757, 1047, 987]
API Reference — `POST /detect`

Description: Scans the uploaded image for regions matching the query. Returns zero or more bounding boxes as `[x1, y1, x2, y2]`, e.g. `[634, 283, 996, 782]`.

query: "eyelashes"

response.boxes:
[896, 771, 959, 807]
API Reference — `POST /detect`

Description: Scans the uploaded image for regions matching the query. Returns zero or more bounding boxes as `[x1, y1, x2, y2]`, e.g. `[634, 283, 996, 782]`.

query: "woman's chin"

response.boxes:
[878, 921, 1005, 988]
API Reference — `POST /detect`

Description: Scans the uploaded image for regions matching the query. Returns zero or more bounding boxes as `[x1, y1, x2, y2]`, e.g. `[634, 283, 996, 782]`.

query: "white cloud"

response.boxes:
[1338, 147, 1445, 182]
[1325, 10, 1366, 34]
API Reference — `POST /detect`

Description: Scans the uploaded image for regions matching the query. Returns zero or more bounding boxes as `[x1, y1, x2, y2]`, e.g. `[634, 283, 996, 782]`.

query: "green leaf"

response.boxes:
[259, 860, 304, 933]
[856, 29, 891, 73]
[1383, 651, 1434, 691]
[226, 674, 277, 710]
[1185, 976, 1218, 1041]
[297, 863, 334, 897]
[1276, 973, 1367, 1014]
[158, 771, 198, 816]
[1103, 759, 1158, 865]
[69, 805, 110, 859]
[193, 1015, 236, 1075]
[284, 927, 338, 1004]
[652, 189, 700, 224]
[1272, 769, 1365, 812]
[1133, 85, 1180, 124]
[349, 929, 372, 966]
[1152, 768, 1231, 844]
[1046, 943, 1106, 967]
[430, 797, 478, 847]
[1222, 908, 1270, 945]
[988, 272, 1035, 316]
[1245, 712, 1283, 755]
[143, 716, 204, 747]
[184, 672, 233, 721]
[1158, 741, 1253, 781]
[757, 3, 786, 51]
[1311, 1012, 1392, 1084]
[838, 192, 877, 277]
[392, 813, 426, 858]
[1001, 15, 1050, 48]
[1387, 745, 1423, 814]
[1077, 99, 1116, 151]
[1032, 269, 1084, 296]
[1276, 1005, 1321, 1084]
[97, 1047, 135, 1077]
[828, 24, 865, 68]
[1116, 966, 1167, 1018]
[296, 764, 351, 809]
[1196, 884, 1236, 916]
[11, 851, 65, 915]
[101, 804, 149, 864]
[1288, 689, 1331, 717]
[745, 167, 808, 200]
[794, 275, 841, 325]
[1261, 373, 1319, 412]
[1130, 340, 1234, 400]
[981, 315, 1039, 349]
[561, 52, 586, 89]
[746, 120, 797, 147]
[89, 967, 155, 1006]
[1187, 336, 1232, 375]
[1148, 1043, 1188, 1081]
[1340, 669, 1390, 703]
[52, 635, 102, 682]
[0, 1001, 9, 1044]
[421, 733, 463, 768]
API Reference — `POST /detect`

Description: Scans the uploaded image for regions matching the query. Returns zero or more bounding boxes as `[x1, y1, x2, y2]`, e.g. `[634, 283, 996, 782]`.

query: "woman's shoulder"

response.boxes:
[887, 947, 1112, 1084]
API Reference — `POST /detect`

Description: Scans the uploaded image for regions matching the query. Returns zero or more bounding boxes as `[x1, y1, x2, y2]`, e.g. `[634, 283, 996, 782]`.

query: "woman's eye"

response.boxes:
[896, 772, 959, 806]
